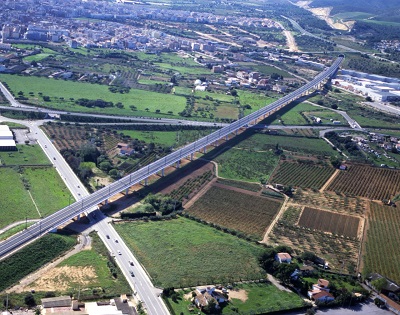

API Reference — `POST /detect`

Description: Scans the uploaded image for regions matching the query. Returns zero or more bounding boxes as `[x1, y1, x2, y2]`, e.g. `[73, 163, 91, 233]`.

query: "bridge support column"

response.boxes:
[203, 147, 206, 154]
[77, 214, 80, 221]
[235, 130, 238, 136]
[125, 188, 129, 195]
[190, 153, 194, 161]
[161, 168, 165, 177]
[225, 135, 229, 141]
[176, 160, 180, 168]
[144, 178, 148, 186]
[105, 199, 108, 205]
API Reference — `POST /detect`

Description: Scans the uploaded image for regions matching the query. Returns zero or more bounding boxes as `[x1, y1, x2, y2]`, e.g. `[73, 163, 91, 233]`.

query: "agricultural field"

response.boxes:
[0, 74, 187, 118]
[42, 124, 90, 152]
[268, 190, 366, 273]
[236, 131, 335, 156]
[0, 145, 50, 165]
[327, 165, 400, 200]
[168, 170, 214, 203]
[166, 282, 305, 315]
[215, 178, 262, 192]
[213, 148, 279, 182]
[0, 234, 76, 292]
[363, 202, 400, 284]
[23, 233, 131, 299]
[186, 185, 282, 239]
[114, 217, 265, 288]
[270, 162, 335, 189]
[298, 207, 360, 238]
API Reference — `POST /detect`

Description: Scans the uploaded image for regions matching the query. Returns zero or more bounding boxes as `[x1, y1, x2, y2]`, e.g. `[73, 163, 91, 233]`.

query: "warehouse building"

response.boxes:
[0, 125, 17, 151]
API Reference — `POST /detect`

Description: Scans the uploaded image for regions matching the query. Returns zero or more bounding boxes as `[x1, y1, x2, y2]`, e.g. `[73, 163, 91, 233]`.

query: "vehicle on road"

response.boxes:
[118, 250, 121, 255]
[130, 271, 134, 277]
[115, 239, 118, 243]
[129, 260, 134, 266]
[106, 235, 110, 239]
[53, 157, 56, 160]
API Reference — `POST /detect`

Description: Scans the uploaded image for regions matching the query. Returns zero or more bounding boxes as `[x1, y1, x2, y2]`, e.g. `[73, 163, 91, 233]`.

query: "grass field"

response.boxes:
[270, 162, 335, 189]
[114, 217, 265, 288]
[363, 202, 400, 283]
[154, 63, 211, 75]
[24, 167, 73, 217]
[236, 132, 334, 156]
[214, 148, 279, 182]
[0, 145, 50, 165]
[166, 282, 305, 315]
[186, 186, 282, 239]
[56, 233, 131, 298]
[0, 74, 187, 117]
[0, 168, 37, 228]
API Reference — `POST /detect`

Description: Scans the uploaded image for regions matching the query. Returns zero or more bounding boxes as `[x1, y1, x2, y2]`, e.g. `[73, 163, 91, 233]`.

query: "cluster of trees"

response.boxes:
[75, 98, 114, 108]
[109, 86, 130, 94]
[139, 193, 182, 215]
[325, 131, 361, 157]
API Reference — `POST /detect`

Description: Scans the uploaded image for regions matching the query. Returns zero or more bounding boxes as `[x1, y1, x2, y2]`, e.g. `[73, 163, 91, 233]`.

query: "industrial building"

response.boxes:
[0, 125, 17, 151]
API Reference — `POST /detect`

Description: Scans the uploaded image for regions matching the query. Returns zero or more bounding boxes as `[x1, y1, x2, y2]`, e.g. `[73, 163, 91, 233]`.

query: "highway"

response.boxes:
[0, 55, 343, 258]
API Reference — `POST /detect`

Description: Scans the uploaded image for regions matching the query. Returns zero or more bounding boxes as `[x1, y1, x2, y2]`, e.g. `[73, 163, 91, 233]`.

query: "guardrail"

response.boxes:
[0, 56, 343, 258]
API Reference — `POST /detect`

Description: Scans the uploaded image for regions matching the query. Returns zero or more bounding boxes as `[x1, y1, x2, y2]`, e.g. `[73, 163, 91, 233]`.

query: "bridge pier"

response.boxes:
[176, 160, 180, 168]
[105, 199, 108, 205]
[161, 168, 165, 177]
[203, 147, 207, 154]
[190, 153, 194, 161]
[225, 135, 229, 141]
[125, 187, 129, 195]
[144, 178, 148, 186]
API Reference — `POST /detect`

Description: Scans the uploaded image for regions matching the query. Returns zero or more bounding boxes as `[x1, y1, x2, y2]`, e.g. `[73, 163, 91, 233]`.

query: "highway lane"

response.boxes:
[0, 56, 343, 311]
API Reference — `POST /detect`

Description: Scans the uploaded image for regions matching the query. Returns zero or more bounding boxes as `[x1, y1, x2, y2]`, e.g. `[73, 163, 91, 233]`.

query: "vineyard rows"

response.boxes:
[169, 171, 213, 202]
[215, 178, 261, 192]
[364, 202, 400, 283]
[186, 186, 282, 239]
[327, 165, 400, 200]
[298, 207, 360, 238]
[271, 162, 334, 189]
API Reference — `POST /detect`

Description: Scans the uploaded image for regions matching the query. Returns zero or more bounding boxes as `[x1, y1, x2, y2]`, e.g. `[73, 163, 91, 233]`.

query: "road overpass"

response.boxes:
[0, 56, 343, 259]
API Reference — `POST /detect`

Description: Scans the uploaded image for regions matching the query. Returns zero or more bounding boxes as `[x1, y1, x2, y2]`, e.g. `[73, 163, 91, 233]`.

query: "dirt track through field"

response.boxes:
[261, 195, 289, 244]
[320, 169, 339, 192]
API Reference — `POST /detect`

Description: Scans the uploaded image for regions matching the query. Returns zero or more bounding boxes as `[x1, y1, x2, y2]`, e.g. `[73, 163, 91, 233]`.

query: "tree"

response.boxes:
[331, 104, 338, 109]
[99, 161, 112, 172]
[203, 298, 219, 314]
[276, 263, 298, 284]
[24, 294, 36, 307]
[230, 89, 238, 97]
[366, 96, 373, 102]
[371, 277, 388, 293]
[109, 168, 119, 179]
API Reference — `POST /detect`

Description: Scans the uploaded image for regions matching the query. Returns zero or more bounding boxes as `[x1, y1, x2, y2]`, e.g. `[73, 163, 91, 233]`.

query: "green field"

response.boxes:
[0, 145, 50, 165]
[24, 167, 73, 217]
[0, 168, 37, 228]
[166, 282, 305, 315]
[214, 148, 279, 182]
[57, 233, 131, 298]
[0, 74, 187, 117]
[0, 234, 76, 292]
[237, 132, 335, 156]
[155, 63, 211, 75]
[114, 217, 265, 288]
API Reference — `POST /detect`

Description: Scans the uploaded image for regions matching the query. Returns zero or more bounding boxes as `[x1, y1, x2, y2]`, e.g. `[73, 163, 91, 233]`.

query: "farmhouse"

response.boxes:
[276, 252, 292, 264]
[41, 296, 72, 308]
[194, 287, 227, 310]
[0, 125, 16, 151]
[366, 273, 400, 299]
[309, 290, 335, 303]
[312, 279, 330, 292]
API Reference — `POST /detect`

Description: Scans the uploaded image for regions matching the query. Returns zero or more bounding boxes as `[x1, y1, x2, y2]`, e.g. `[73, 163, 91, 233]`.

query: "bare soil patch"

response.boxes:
[229, 289, 248, 302]
[24, 266, 97, 292]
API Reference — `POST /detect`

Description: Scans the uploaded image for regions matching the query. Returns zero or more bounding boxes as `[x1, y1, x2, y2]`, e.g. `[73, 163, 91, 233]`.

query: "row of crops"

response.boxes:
[270, 162, 335, 189]
[328, 165, 400, 200]
[364, 202, 400, 284]
[298, 207, 360, 239]
[169, 170, 214, 202]
[186, 186, 283, 239]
